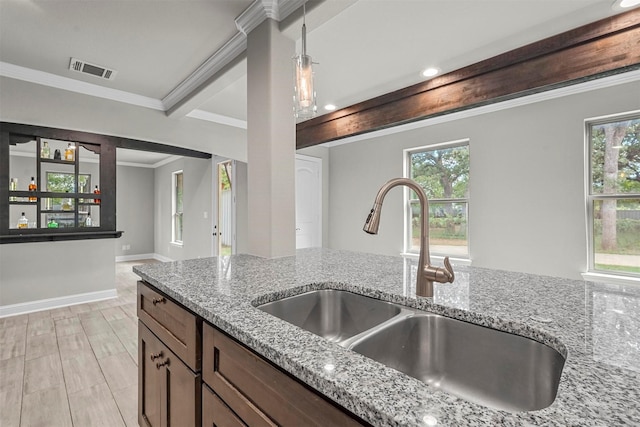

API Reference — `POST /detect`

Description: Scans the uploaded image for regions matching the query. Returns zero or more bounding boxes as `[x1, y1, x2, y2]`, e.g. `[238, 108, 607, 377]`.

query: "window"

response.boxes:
[406, 140, 469, 258]
[587, 113, 640, 277]
[172, 171, 183, 244]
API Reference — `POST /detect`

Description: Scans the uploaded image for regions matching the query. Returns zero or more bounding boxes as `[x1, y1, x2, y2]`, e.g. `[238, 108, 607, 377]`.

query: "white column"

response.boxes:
[246, 18, 296, 258]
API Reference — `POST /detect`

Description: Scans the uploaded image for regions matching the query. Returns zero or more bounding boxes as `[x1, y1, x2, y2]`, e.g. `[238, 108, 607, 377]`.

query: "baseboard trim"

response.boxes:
[115, 253, 174, 262]
[0, 289, 118, 318]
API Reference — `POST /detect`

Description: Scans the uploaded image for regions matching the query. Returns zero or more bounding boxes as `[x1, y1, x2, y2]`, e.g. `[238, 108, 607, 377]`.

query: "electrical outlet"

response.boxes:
[203, 211, 208, 219]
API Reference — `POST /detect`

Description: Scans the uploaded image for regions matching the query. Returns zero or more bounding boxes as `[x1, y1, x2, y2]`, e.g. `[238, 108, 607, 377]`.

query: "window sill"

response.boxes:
[401, 252, 472, 266]
[170, 241, 183, 247]
[0, 230, 123, 244]
[582, 272, 640, 287]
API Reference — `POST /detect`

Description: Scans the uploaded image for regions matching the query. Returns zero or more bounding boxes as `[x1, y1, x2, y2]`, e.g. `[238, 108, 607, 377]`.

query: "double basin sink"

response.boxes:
[257, 289, 565, 413]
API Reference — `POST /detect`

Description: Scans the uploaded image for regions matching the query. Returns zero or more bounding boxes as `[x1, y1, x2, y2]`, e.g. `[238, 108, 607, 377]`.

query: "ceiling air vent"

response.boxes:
[69, 57, 117, 81]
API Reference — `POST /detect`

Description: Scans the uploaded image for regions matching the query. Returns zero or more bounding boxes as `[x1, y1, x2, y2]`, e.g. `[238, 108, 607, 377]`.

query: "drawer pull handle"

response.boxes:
[150, 352, 163, 361]
[152, 297, 166, 305]
[156, 358, 170, 369]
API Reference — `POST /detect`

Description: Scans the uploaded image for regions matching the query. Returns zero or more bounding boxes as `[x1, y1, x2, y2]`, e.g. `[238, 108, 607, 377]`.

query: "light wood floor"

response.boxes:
[0, 260, 156, 427]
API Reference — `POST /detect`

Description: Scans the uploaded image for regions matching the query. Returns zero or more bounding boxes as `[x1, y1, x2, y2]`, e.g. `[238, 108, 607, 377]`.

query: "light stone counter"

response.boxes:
[133, 248, 640, 426]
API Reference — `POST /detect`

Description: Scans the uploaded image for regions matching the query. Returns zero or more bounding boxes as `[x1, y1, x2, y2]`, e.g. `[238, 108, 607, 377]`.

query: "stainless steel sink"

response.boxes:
[257, 289, 402, 343]
[350, 313, 566, 412]
[257, 290, 565, 412]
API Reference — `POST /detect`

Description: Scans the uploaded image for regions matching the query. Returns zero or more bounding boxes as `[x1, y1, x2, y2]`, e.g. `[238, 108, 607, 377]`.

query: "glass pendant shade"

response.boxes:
[293, 53, 316, 119]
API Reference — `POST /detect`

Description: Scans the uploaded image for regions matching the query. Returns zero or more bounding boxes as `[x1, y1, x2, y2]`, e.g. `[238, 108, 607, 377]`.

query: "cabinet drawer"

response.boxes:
[202, 384, 246, 427]
[138, 281, 201, 371]
[202, 323, 367, 427]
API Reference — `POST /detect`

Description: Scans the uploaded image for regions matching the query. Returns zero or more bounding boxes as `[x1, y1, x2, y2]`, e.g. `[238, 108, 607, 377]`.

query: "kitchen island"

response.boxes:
[134, 248, 640, 426]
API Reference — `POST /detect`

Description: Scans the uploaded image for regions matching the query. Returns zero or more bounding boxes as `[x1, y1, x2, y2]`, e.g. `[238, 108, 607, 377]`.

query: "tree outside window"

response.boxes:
[407, 141, 469, 257]
[589, 115, 640, 276]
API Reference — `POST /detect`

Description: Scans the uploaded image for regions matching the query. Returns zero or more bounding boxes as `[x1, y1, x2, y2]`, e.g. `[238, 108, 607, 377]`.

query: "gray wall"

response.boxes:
[116, 164, 155, 257]
[0, 239, 115, 306]
[235, 161, 249, 254]
[0, 77, 247, 161]
[154, 157, 213, 260]
[326, 80, 640, 280]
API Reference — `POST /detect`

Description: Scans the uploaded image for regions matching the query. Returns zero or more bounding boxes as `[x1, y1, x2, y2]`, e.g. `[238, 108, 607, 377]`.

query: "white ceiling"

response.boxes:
[1, 0, 637, 163]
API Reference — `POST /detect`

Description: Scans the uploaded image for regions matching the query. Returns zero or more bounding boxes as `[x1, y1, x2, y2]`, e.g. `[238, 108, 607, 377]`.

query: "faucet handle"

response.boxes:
[441, 257, 455, 283]
[424, 257, 455, 283]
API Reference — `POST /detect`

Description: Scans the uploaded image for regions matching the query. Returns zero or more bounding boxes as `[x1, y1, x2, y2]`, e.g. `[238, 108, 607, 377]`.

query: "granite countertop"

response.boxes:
[133, 248, 640, 426]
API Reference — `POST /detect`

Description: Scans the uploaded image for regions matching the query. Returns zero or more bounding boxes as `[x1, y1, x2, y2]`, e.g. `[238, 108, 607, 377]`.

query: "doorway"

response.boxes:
[295, 155, 322, 248]
[213, 158, 235, 256]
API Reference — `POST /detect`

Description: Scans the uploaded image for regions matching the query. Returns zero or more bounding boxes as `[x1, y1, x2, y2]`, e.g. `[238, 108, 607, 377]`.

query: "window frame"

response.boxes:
[172, 170, 184, 245]
[404, 138, 470, 259]
[585, 111, 640, 279]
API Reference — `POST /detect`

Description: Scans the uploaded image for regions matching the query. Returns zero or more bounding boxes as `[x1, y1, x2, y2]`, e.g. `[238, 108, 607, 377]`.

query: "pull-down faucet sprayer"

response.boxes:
[363, 178, 454, 297]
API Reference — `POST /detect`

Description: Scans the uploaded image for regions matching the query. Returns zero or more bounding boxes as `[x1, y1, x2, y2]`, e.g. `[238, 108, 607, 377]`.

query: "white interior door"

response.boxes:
[295, 155, 322, 249]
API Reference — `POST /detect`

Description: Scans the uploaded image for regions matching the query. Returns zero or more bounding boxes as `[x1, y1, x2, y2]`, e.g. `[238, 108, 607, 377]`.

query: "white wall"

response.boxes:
[326, 79, 640, 280]
[154, 157, 213, 260]
[116, 164, 155, 257]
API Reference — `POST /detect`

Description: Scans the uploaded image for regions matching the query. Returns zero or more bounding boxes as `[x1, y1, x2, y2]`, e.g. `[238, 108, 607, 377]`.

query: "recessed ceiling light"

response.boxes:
[324, 104, 337, 111]
[421, 67, 439, 78]
[613, 0, 640, 9]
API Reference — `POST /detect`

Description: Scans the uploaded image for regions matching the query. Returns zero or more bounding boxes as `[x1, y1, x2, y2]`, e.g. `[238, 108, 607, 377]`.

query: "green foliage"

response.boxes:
[591, 119, 640, 194]
[411, 145, 469, 199]
[593, 218, 640, 255]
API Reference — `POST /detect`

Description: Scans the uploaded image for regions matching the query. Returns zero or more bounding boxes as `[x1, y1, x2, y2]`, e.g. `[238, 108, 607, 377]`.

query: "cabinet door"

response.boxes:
[202, 384, 246, 427]
[160, 339, 201, 427]
[139, 321, 163, 427]
[139, 321, 201, 427]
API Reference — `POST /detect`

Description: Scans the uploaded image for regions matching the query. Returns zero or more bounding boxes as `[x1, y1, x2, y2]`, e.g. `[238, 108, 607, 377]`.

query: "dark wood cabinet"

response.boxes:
[139, 321, 201, 427]
[202, 323, 368, 427]
[137, 281, 201, 371]
[137, 280, 369, 427]
[202, 384, 247, 427]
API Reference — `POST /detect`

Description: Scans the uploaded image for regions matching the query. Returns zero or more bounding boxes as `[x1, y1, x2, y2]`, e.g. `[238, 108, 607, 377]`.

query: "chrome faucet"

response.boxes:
[363, 178, 455, 297]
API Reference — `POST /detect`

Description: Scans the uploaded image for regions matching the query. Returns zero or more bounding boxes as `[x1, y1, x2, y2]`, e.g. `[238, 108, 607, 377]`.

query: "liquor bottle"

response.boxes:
[41, 141, 50, 159]
[9, 178, 17, 201]
[94, 185, 100, 204]
[64, 143, 75, 161]
[28, 177, 37, 202]
[85, 213, 92, 227]
[43, 187, 51, 210]
[18, 212, 28, 229]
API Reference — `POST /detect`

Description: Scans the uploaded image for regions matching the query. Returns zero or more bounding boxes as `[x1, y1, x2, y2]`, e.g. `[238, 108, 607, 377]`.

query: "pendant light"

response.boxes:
[293, 3, 317, 119]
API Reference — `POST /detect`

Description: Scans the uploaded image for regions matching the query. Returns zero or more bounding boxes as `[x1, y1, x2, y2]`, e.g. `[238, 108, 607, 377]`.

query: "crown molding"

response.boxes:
[1, 0, 308, 126]
[0, 62, 165, 111]
[166, 0, 306, 116]
[186, 109, 248, 129]
[161, 32, 247, 113]
[322, 69, 640, 148]
[236, 1, 272, 35]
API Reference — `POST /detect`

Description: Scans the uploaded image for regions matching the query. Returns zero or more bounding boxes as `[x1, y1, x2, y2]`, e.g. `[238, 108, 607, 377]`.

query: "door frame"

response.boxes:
[212, 156, 236, 256]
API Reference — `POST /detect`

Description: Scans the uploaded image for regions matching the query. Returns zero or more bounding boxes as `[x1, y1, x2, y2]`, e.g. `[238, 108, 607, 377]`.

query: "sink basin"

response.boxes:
[350, 313, 566, 412]
[257, 289, 401, 343]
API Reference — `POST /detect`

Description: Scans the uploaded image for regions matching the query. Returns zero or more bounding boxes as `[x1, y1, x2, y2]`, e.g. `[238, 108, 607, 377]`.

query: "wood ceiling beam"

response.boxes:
[296, 8, 640, 149]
